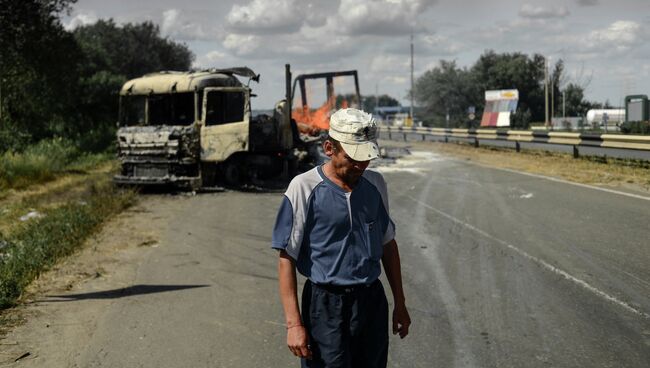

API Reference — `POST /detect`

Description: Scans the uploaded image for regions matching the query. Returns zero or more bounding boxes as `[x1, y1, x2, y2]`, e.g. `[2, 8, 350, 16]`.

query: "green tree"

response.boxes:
[72, 20, 194, 150]
[414, 60, 478, 127]
[0, 0, 81, 149]
[413, 51, 592, 129]
[471, 51, 546, 123]
[0, 2, 195, 152]
[74, 20, 194, 80]
[562, 83, 593, 117]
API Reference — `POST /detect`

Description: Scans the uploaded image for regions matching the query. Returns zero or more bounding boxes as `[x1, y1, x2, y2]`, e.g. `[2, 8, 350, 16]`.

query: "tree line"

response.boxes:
[413, 51, 605, 129]
[0, 0, 193, 152]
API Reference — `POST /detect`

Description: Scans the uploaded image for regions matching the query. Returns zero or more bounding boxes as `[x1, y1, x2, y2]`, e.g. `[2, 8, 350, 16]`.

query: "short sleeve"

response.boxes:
[272, 196, 293, 251]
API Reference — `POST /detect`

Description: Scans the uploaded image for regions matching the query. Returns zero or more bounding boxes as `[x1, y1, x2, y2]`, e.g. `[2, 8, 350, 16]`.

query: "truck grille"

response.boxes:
[134, 166, 169, 178]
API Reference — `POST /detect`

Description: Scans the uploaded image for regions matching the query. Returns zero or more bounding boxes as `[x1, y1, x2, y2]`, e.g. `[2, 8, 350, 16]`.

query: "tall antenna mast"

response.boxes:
[410, 32, 415, 120]
[375, 83, 379, 110]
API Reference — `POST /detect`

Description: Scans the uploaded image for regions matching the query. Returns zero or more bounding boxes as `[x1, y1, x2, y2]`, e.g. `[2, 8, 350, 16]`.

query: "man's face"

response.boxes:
[324, 140, 370, 183]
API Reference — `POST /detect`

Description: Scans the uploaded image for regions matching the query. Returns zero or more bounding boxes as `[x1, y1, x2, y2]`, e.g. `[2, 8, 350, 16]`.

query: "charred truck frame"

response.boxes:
[114, 66, 294, 189]
[114, 65, 360, 189]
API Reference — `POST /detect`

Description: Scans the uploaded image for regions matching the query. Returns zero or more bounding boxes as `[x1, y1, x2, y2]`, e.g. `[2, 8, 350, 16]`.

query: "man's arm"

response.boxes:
[278, 250, 312, 359]
[381, 239, 411, 338]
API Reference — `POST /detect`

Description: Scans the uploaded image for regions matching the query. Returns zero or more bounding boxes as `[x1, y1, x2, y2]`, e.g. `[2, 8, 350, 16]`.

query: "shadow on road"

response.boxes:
[41, 284, 210, 301]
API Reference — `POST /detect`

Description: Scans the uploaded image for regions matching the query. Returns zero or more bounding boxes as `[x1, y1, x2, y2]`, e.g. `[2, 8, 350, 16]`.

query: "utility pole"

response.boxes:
[410, 32, 414, 121]
[544, 56, 549, 129]
[446, 108, 450, 129]
[550, 60, 554, 125]
[563, 90, 566, 119]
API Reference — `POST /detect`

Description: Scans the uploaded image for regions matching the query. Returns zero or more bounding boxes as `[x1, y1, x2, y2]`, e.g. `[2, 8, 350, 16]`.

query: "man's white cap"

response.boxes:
[328, 108, 380, 161]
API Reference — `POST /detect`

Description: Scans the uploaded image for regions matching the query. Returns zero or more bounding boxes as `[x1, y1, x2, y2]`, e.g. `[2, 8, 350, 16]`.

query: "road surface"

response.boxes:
[2, 145, 649, 367]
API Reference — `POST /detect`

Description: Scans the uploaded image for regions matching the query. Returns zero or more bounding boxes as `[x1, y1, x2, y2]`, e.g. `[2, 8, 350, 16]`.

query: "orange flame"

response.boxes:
[292, 97, 353, 136]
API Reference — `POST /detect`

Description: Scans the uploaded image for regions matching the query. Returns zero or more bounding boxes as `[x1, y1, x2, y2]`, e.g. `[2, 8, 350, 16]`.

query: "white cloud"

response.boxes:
[588, 20, 644, 47]
[193, 50, 229, 68]
[64, 12, 98, 30]
[223, 34, 261, 55]
[370, 55, 410, 73]
[541, 20, 649, 77]
[642, 64, 650, 77]
[421, 34, 463, 56]
[161, 9, 210, 41]
[335, 0, 437, 36]
[576, 0, 599, 6]
[519, 4, 569, 19]
[205, 50, 226, 61]
[385, 75, 408, 85]
[227, 0, 328, 34]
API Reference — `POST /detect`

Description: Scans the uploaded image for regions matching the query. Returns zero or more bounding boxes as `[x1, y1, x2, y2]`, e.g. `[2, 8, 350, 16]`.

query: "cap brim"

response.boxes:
[339, 141, 380, 161]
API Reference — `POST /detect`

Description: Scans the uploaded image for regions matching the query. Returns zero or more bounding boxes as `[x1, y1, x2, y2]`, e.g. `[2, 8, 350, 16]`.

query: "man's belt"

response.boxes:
[311, 279, 380, 294]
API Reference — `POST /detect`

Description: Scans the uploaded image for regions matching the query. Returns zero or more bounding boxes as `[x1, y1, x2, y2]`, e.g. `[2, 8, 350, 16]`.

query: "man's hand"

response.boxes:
[278, 251, 311, 359]
[392, 304, 411, 338]
[287, 325, 312, 359]
[382, 240, 411, 338]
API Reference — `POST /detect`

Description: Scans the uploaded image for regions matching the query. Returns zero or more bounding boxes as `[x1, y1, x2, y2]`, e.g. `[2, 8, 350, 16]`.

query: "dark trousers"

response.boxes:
[301, 279, 389, 368]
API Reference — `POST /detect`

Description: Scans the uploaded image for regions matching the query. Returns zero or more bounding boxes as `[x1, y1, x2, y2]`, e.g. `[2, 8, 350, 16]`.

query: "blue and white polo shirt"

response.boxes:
[272, 165, 395, 286]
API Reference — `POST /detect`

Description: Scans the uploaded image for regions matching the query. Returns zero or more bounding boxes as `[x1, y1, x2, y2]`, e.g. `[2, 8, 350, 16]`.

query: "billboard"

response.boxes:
[480, 89, 519, 127]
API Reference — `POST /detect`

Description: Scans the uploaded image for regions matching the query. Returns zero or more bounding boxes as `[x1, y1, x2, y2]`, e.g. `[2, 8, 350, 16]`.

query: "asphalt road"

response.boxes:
[2, 146, 649, 367]
[378, 150, 650, 367]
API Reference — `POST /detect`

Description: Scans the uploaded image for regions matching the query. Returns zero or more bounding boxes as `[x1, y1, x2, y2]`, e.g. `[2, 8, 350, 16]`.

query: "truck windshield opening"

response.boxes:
[120, 93, 196, 126]
[205, 91, 245, 126]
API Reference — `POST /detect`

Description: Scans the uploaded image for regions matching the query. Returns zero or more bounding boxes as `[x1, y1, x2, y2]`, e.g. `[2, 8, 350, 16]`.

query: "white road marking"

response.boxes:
[406, 194, 650, 319]
[519, 193, 534, 199]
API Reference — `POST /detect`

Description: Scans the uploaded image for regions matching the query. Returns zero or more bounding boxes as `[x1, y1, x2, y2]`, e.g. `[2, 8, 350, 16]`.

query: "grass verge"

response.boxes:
[421, 141, 650, 192]
[0, 137, 111, 192]
[0, 180, 136, 309]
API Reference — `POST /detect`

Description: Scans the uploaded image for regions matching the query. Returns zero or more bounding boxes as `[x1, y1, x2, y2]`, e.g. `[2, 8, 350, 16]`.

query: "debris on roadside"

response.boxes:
[19, 211, 44, 222]
[14, 352, 31, 362]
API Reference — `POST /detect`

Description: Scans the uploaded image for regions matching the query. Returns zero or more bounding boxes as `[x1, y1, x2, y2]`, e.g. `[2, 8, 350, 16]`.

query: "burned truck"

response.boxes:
[114, 67, 295, 189]
[114, 64, 362, 189]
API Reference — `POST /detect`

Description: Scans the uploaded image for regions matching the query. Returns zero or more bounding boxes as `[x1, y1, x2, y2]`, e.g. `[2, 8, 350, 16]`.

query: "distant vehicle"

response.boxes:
[586, 109, 624, 127]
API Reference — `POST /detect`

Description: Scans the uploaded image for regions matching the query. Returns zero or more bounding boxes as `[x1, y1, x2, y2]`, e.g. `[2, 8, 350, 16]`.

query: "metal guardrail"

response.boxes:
[382, 126, 650, 156]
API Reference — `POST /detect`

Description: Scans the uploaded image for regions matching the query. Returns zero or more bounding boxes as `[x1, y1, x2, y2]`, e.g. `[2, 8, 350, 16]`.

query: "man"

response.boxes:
[272, 108, 411, 368]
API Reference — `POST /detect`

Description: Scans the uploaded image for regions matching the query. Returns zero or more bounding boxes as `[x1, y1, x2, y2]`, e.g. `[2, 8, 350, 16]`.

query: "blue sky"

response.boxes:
[64, 0, 650, 110]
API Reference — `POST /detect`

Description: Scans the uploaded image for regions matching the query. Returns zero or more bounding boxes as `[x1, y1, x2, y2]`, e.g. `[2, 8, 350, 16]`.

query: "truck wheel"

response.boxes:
[224, 162, 241, 186]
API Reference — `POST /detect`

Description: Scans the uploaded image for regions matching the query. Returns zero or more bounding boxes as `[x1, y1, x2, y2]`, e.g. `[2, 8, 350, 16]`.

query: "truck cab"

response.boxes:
[114, 68, 293, 189]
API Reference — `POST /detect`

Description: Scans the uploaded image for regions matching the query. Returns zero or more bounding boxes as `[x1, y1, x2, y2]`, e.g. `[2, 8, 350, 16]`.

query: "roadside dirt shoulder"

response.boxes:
[0, 194, 191, 366]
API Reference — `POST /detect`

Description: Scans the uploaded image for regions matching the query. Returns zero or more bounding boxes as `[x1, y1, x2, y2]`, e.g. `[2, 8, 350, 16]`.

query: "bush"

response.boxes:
[0, 118, 32, 152]
[510, 108, 532, 130]
[76, 124, 117, 153]
[620, 121, 650, 135]
[0, 137, 86, 190]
